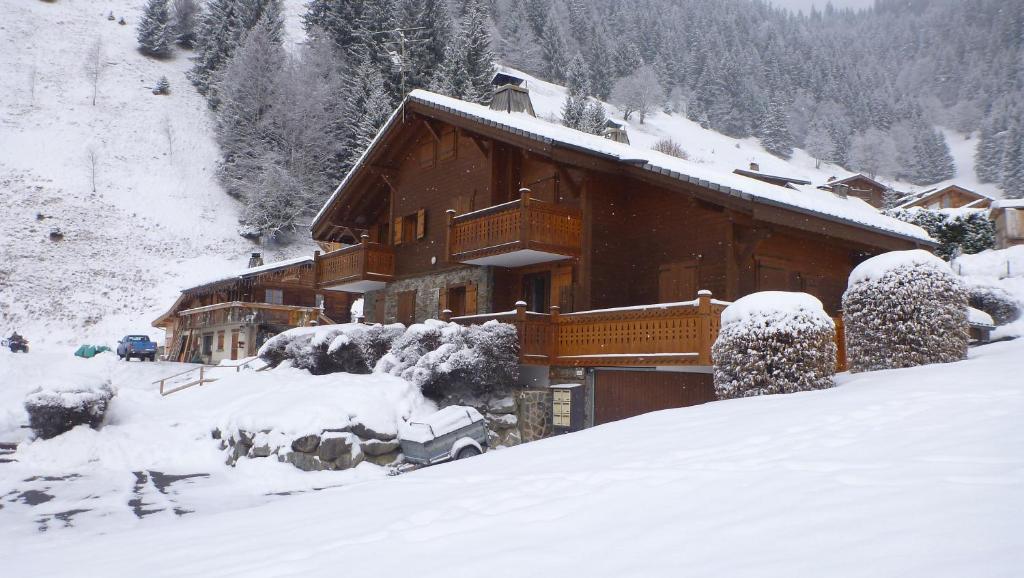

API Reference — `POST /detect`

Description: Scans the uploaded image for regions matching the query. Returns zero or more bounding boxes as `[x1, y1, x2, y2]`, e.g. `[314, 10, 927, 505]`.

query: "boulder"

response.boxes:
[291, 434, 321, 454]
[282, 451, 326, 472]
[486, 412, 518, 431]
[487, 396, 517, 415]
[361, 439, 400, 457]
[250, 444, 274, 458]
[364, 450, 401, 466]
[318, 434, 355, 462]
[347, 423, 396, 442]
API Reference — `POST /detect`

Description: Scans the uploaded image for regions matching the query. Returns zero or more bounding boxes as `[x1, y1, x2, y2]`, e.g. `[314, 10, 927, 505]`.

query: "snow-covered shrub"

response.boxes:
[843, 250, 969, 373]
[885, 208, 995, 260]
[25, 381, 115, 439]
[259, 324, 405, 375]
[712, 292, 836, 399]
[378, 320, 519, 403]
[966, 283, 1021, 325]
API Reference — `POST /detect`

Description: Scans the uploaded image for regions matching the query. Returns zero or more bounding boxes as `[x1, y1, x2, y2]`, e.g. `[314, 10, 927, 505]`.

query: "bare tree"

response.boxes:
[85, 39, 104, 106]
[162, 115, 175, 162]
[609, 65, 665, 124]
[85, 146, 99, 193]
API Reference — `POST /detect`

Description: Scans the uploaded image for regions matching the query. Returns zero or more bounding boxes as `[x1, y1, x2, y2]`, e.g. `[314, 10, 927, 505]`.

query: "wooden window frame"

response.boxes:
[394, 210, 426, 245]
[265, 288, 284, 305]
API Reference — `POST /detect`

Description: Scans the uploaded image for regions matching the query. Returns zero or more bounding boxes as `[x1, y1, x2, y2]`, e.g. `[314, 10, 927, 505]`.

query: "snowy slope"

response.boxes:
[0, 0, 313, 348]
[3, 339, 1022, 576]
[504, 66, 1003, 201]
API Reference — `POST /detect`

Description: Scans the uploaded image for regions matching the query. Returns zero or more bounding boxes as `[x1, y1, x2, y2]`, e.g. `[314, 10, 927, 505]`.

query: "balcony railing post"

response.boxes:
[549, 305, 560, 362]
[360, 233, 370, 276]
[313, 250, 321, 289]
[445, 209, 456, 263]
[440, 309, 452, 322]
[519, 188, 531, 246]
[697, 289, 713, 365]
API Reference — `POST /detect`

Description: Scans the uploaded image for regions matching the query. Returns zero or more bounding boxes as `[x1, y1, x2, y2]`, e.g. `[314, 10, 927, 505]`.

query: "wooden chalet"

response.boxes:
[821, 174, 890, 208]
[310, 86, 935, 427]
[896, 185, 993, 210]
[990, 199, 1024, 249]
[152, 255, 354, 364]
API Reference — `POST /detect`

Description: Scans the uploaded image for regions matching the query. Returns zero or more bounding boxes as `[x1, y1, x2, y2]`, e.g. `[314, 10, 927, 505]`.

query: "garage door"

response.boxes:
[594, 370, 715, 425]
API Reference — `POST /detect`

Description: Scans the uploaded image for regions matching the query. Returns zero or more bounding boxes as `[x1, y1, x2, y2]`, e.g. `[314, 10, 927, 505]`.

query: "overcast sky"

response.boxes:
[766, 0, 876, 14]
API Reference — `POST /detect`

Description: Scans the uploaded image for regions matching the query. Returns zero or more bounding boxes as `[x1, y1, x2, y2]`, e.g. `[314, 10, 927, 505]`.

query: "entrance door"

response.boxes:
[522, 271, 550, 313]
[202, 334, 214, 362]
[593, 370, 715, 425]
[230, 329, 239, 361]
[397, 290, 417, 325]
[658, 261, 698, 302]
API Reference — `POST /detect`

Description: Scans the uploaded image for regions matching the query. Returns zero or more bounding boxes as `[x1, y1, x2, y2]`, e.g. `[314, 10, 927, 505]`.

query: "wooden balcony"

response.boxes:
[316, 238, 395, 292]
[447, 191, 582, 267]
[177, 302, 329, 330]
[451, 291, 728, 367]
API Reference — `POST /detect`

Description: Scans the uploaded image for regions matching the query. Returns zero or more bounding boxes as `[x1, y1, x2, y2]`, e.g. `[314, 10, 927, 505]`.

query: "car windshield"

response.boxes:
[127, 336, 149, 342]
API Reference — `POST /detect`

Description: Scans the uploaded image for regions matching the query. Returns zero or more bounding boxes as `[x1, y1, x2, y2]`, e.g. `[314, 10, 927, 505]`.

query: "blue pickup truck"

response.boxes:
[117, 335, 157, 362]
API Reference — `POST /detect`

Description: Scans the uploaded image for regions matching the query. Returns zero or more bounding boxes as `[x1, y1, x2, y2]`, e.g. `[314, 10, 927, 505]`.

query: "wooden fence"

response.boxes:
[447, 191, 582, 262]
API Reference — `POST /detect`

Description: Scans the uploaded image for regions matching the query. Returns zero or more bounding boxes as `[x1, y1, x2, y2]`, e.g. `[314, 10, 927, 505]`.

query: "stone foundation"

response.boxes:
[364, 267, 493, 324]
[515, 388, 553, 442]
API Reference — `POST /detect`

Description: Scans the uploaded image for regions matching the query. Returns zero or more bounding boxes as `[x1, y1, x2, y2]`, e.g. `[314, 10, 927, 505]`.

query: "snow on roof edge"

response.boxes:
[314, 89, 935, 246]
[183, 255, 313, 292]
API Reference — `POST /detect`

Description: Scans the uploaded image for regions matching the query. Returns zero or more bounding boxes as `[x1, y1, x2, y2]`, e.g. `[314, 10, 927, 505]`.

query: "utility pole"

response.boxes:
[368, 26, 427, 97]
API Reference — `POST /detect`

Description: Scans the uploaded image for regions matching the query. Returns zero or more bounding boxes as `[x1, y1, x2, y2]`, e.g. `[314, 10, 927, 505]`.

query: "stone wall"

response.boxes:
[515, 388, 553, 442]
[363, 266, 493, 324]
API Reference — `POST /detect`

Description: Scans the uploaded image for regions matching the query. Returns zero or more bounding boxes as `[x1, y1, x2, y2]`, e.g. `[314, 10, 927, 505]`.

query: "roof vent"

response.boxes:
[248, 252, 264, 268]
[489, 73, 536, 117]
[749, 162, 760, 172]
[833, 184, 850, 198]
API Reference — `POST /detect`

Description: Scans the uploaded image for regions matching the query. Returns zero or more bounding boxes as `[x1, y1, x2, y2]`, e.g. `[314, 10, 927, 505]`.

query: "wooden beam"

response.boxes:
[421, 119, 441, 143]
[464, 130, 490, 157]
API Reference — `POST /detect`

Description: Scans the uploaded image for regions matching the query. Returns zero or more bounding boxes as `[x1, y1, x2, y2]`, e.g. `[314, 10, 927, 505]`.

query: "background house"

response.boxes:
[896, 184, 992, 210]
[153, 255, 355, 364]
[990, 199, 1024, 249]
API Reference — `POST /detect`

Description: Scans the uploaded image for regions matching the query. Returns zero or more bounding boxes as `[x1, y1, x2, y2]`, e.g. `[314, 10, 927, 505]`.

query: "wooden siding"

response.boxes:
[593, 370, 715, 425]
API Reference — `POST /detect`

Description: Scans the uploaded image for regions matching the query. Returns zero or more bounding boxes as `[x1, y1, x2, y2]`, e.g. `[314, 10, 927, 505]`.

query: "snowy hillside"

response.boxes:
[507, 65, 1005, 200]
[3, 339, 1022, 576]
[0, 0, 312, 347]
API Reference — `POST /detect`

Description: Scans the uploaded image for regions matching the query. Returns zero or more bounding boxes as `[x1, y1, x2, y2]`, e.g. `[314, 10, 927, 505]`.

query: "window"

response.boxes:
[418, 138, 435, 168]
[393, 209, 426, 245]
[216, 331, 225, 352]
[265, 288, 283, 304]
[439, 127, 457, 161]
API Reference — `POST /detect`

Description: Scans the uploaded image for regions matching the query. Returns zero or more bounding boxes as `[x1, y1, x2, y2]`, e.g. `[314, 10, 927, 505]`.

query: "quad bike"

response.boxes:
[2, 335, 29, 353]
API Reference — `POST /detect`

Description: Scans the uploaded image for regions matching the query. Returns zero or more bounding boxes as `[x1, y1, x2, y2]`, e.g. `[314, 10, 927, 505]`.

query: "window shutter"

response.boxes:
[416, 209, 426, 239]
[393, 216, 403, 245]
[465, 283, 478, 315]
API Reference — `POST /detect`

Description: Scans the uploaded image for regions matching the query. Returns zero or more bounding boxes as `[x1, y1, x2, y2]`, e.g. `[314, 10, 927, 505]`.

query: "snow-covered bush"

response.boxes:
[843, 250, 969, 373]
[966, 283, 1021, 325]
[259, 324, 405, 375]
[25, 381, 115, 439]
[378, 320, 519, 403]
[712, 292, 836, 399]
[885, 208, 995, 260]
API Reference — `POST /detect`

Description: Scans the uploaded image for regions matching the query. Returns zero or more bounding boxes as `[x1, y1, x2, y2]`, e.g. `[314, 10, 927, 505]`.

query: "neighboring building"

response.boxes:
[310, 87, 934, 427]
[820, 174, 890, 209]
[990, 199, 1024, 249]
[152, 255, 354, 364]
[602, 119, 630, 144]
[896, 185, 993, 210]
[733, 163, 811, 189]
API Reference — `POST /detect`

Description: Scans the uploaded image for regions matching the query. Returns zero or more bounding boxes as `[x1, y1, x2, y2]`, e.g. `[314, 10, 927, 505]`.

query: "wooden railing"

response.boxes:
[451, 290, 728, 367]
[316, 237, 395, 289]
[177, 302, 326, 330]
[155, 360, 269, 396]
[447, 190, 582, 263]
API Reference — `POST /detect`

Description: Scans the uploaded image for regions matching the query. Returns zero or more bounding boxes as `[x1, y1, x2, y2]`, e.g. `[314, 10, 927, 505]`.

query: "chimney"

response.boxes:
[749, 162, 760, 172]
[248, 252, 264, 268]
[489, 73, 535, 116]
[833, 184, 850, 198]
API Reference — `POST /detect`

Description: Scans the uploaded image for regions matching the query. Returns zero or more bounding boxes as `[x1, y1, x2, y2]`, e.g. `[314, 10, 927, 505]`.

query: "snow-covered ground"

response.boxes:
[0, 0, 313, 347]
[2, 339, 1021, 576]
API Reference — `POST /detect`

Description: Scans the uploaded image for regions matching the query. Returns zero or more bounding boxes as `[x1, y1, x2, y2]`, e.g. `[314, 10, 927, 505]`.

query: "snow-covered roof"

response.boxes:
[991, 199, 1024, 210]
[896, 185, 993, 209]
[184, 256, 313, 292]
[315, 90, 933, 246]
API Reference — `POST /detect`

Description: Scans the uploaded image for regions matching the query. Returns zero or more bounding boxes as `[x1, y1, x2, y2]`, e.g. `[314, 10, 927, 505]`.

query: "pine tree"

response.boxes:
[431, 36, 471, 100]
[341, 52, 394, 176]
[432, 0, 492, 104]
[581, 100, 607, 135]
[498, 0, 543, 75]
[1001, 123, 1024, 199]
[539, 17, 569, 83]
[907, 121, 955, 185]
[137, 0, 174, 58]
[561, 54, 590, 130]
[758, 94, 794, 159]
[190, 0, 283, 100]
[171, 0, 200, 48]
[400, 0, 452, 91]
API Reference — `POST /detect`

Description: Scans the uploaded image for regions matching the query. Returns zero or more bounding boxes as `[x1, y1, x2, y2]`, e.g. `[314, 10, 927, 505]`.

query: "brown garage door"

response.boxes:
[594, 370, 716, 425]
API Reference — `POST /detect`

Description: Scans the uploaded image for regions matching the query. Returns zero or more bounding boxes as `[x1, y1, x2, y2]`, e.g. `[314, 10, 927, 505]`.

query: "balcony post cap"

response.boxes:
[445, 208, 456, 213]
[515, 300, 527, 307]
[360, 233, 369, 244]
[697, 289, 712, 297]
[440, 309, 453, 322]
